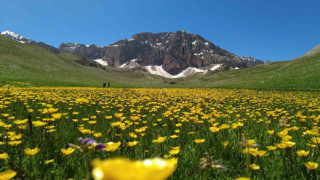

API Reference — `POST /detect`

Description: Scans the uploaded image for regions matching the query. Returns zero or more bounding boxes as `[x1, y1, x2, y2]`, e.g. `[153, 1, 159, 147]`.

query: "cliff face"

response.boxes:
[58, 43, 107, 60]
[103, 30, 263, 74]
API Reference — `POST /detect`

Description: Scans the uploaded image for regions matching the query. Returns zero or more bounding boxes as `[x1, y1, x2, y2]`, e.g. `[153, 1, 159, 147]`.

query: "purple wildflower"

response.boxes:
[95, 143, 106, 151]
[80, 137, 97, 145]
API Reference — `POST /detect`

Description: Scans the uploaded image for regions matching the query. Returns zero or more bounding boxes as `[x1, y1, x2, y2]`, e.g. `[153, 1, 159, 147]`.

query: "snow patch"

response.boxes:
[194, 52, 204, 56]
[1, 30, 34, 44]
[145, 65, 207, 79]
[119, 63, 127, 68]
[192, 40, 198, 46]
[1, 31, 22, 38]
[93, 59, 108, 66]
[118, 59, 138, 69]
[210, 64, 222, 71]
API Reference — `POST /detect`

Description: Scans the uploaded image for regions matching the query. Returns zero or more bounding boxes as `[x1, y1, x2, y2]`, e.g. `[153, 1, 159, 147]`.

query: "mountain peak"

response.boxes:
[1, 30, 35, 44]
[1, 30, 21, 37]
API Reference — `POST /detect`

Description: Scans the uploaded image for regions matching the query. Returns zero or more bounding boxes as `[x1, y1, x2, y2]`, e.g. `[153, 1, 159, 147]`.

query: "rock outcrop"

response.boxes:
[59, 43, 107, 60]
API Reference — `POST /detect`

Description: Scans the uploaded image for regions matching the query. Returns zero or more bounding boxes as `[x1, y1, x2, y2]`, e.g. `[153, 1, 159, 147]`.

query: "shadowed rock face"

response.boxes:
[30, 42, 60, 53]
[58, 43, 107, 60]
[103, 30, 263, 74]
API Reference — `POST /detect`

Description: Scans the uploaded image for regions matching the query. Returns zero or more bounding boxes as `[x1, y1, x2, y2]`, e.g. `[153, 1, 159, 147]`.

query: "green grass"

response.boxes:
[1, 35, 320, 90]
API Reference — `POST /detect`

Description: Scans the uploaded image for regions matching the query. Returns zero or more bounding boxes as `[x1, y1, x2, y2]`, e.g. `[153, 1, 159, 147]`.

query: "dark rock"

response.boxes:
[59, 43, 107, 60]
[31, 42, 60, 53]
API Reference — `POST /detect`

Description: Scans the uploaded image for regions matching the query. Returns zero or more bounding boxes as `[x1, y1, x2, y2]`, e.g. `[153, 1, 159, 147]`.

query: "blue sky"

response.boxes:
[1, 0, 319, 61]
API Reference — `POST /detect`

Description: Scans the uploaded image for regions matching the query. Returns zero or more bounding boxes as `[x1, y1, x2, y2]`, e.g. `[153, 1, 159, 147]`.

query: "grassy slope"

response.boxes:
[305, 44, 320, 56]
[1, 35, 320, 89]
[0, 36, 167, 87]
[194, 52, 320, 90]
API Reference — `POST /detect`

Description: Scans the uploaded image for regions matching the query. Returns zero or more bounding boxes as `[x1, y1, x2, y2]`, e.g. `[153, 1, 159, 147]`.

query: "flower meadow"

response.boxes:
[0, 87, 320, 179]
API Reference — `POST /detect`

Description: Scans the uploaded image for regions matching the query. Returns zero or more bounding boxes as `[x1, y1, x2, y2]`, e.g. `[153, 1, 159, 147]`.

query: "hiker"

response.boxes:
[108, 81, 110, 87]
[103, 82, 106, 88]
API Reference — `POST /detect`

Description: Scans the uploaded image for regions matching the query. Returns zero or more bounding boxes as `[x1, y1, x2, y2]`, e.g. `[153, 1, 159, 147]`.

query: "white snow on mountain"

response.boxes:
[210, 64, 222, 71]
[119, 59, 139, 69]
[145, 65, 207, 79]
[117, 59, 225, 78]
[1, 31, 21, 38]
[1, 30, 35, 44]
[93, 59, 108, 66]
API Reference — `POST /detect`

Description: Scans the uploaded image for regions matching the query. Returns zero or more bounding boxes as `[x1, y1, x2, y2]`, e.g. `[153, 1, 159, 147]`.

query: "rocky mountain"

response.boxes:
[1, 30, 264, 78]
[58, 43, 106, 60]
[1, 30, 36, 44]
[241, 56, 264, 67]
[103, 30, 264, 74]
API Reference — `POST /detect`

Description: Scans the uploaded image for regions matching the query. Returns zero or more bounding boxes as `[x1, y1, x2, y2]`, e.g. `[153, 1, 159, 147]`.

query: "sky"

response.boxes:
[1, 0, 320, 61]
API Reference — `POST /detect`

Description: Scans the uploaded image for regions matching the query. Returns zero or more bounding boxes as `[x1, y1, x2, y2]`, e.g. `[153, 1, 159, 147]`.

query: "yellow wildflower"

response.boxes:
[296, 150, 309, 157]
[45, 159, 54, 164]
[194, 139, 205, 144]
[61, 147, 75, 155]
[152, 137, 166, 143]
[305, 162, 318, 170]
[127, 141, 139, 147]
[0, 170, 16, 180]
[249, 164, 260, 170]
[92, 158, 177, 180]
[24, 148, 40, 156]
[0, 153, 9, 159]
[104, 142, 121, 152]
[209, 127, 220, 133]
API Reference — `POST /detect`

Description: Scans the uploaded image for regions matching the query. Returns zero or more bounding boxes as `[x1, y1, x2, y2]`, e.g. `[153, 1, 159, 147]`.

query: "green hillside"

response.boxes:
[1, 35, 320, 90]
[0, 36, 166, 87]
[305, 44, 320, 56]
[180, 52, 320, 90]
